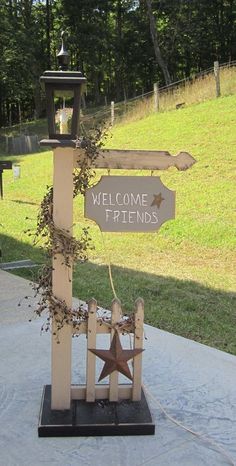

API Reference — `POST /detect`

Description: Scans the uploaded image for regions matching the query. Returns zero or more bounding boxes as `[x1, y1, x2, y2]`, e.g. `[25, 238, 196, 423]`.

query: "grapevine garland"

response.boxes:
[28, 126, 135, 340]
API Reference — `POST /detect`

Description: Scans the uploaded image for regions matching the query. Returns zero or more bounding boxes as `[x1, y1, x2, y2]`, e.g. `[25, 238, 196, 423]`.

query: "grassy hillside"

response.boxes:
[105, 95, 235, 279]
[1, 65, 236, 148]
[0, 94, 235, 353]
[120, 65, 236, 124]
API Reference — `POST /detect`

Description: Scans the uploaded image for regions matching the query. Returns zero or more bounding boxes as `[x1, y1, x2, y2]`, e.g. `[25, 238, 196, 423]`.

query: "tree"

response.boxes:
[145, 0, 171, 85]
[0, 0, 236, 127]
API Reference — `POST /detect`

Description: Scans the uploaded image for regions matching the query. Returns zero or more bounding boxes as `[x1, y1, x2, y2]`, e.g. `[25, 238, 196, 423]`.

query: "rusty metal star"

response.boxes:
[89, 330, 144, 381]
[151, 192, 165, 208]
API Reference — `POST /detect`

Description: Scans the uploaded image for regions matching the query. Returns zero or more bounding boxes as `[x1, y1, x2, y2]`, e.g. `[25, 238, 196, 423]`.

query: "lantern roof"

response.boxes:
[40, 70, 86, 86]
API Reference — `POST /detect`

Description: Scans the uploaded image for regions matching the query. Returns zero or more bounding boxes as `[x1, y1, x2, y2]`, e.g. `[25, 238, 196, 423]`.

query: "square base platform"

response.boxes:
[38, 385, 155, 437]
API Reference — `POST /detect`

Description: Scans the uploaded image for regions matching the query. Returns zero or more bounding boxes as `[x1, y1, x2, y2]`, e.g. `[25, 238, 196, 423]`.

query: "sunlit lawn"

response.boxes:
[0, 94, 235, 353]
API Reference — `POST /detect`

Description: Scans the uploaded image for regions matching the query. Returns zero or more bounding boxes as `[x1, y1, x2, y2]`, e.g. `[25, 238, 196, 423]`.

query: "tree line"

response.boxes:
[0, 0, 235, 127]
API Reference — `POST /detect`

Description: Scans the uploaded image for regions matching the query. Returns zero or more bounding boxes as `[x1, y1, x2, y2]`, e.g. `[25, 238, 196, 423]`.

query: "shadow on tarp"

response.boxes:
[0, 232, 235, 355]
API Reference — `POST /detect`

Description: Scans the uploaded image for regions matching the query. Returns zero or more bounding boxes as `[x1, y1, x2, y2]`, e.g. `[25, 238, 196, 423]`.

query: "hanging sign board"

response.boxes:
[85, 176, 175, 232]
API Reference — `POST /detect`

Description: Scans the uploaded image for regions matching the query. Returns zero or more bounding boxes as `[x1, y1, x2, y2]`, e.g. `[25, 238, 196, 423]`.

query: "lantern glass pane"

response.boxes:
[54, 89, 74, 135]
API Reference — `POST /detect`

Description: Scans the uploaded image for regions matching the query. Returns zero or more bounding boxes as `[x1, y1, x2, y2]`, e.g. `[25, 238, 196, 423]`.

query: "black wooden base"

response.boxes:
[38, 385, 155, 437]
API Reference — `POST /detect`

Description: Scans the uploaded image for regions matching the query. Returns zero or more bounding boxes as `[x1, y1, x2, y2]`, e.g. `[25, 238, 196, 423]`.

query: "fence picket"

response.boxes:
[86, 298, 97, 402]
[109, 298, 122, 402]
[132, 298, 144, 401]
[81, 297, 145, 402]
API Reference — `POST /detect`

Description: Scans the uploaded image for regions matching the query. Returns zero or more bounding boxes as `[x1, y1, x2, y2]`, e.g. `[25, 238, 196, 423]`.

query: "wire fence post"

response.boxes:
[111, 101, 115, 126]
[153, 82, 159, 112]
[214, 61, 221, 97]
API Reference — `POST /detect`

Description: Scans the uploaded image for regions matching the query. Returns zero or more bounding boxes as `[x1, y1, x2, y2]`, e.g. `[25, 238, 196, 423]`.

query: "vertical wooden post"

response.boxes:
[9, 103, 12, 127]
[109, 298, 122, 402]
[18, 101, 22, 128]
[5, 137, 8, 154]
[214, 61, 221, 98]
[86, 299, 97, 402]
[111, 101, 115, 126]
[132, 298, 144, 401]
[0, 170, 3, 199]
[154, 82, 159, 112]
[51, 147, 74, 410]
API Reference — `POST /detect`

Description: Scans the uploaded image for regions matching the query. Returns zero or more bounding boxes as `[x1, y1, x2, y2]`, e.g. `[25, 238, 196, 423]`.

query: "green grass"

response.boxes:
[0, 94, 235, 354]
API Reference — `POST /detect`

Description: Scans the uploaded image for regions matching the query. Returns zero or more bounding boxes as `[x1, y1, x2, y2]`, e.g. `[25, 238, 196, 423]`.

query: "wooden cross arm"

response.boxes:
[74, 149, 196, 171]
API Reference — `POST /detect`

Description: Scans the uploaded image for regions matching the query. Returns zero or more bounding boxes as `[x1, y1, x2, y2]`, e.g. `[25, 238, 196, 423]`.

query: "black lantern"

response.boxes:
[40, 32, 86, 143]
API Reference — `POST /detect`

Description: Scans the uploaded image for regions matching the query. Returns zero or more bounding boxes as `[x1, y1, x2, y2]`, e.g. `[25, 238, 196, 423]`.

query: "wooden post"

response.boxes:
[86, 299, 97, 402]
[214, 61, 221, 98]
[18, 101, 22, 129]
[9, 103, 12, 127]
[109, 298, 122, 402]
[0, 170, 3, 200]
[132, 298, 144, 401]
[111, 101, 115, 126]
[5, 137, 8, 154]
[51, 147, 74, 410]
[153, 82, 159, 112]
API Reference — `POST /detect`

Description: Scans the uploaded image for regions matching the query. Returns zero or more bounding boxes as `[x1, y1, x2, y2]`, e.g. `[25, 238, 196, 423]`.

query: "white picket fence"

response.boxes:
[71, 298, 144, 403]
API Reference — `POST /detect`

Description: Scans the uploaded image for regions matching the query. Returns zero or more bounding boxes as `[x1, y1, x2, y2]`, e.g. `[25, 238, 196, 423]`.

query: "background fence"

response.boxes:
[82, 60, 236, 130]
[0, 60, 236, 153]
[5, 135, 39, 154]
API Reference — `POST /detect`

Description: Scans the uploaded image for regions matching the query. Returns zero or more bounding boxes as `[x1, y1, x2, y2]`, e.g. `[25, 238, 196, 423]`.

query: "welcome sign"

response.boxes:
[85, 176, 175, 232]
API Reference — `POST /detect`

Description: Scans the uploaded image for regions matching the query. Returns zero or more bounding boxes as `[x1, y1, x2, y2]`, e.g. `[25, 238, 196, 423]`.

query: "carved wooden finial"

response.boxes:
[57, 31, 70, 71]
[174, 152, 196, 171]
